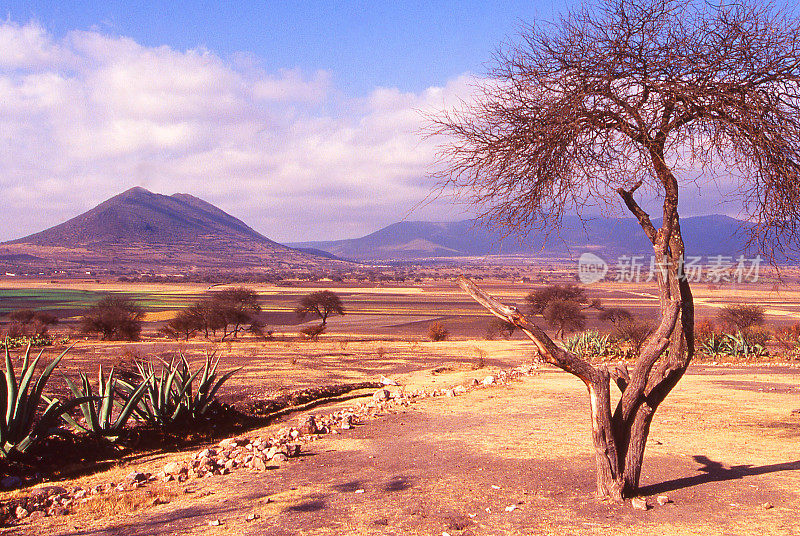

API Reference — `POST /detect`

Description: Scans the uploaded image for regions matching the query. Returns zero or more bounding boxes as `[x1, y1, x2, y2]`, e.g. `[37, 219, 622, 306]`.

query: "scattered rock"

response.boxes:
[631, 497, 649, 511]
[246, 513, 260, 521]
[373, 388, 390, 401]
[15, 506, 29, 519]
[762, 502, 774, 510]
[163, 462, 184, 476]
[209, 519, 221, 526]
[298, 415, 318, 435]
[482, 375, 496, 386]
[30, 485, 67, 498]
[271, 453, 289, 464]
[453, 385, 467, 395]
[126, 471, 147, 483]
[504, 505, 517, 512]
[380, 375, 399, 386]
[656, 495, 671, 506]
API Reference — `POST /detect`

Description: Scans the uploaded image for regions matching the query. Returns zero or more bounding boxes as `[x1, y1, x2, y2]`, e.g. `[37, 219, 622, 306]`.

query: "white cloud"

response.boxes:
[0, 21, 470, 242]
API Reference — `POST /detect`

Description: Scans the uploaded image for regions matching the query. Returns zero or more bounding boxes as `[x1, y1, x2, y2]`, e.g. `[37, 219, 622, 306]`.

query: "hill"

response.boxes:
[1, 187, 345, 273]
[292, 215, 760, 262]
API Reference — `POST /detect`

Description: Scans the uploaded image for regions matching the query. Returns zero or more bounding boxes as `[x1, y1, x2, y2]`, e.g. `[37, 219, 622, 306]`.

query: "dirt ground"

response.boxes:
[8, 362, 800, 536]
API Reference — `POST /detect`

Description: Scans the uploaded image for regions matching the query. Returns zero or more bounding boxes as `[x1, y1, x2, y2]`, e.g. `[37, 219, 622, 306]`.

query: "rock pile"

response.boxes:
[4, 362, 541, 524]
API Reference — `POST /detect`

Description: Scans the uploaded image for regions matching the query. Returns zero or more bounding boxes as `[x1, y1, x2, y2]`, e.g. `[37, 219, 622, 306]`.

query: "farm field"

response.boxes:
[1, 274, 800, 535]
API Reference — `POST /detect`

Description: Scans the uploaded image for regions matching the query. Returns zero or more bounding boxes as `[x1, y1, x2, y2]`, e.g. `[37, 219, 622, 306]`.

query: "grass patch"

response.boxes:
[72, 483, 179, 519]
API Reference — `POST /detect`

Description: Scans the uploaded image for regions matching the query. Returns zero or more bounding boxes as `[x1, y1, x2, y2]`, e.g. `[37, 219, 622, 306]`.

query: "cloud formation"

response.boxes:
[0, 21, 472, 242]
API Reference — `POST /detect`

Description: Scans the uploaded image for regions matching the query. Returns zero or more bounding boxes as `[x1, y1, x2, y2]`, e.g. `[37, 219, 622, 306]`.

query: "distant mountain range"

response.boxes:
[291, 215, 762, 262]
[1, 187, 345, 272]
[1, 186, 785, 274]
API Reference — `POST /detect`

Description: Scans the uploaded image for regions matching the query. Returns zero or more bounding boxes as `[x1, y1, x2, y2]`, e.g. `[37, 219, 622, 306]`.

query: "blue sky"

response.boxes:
[0, 1, 758, 243]
[5, 1, 562, 96]
[1, 1, 580, 242]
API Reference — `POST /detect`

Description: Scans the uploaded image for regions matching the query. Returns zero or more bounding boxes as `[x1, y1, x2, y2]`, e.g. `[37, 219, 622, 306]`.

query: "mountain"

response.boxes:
[1, 187, 344, 272]
[292, 215, 762, 262]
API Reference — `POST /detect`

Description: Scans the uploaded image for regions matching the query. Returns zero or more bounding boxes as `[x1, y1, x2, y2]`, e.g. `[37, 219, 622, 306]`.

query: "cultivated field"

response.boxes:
[1, 272, 799, 535]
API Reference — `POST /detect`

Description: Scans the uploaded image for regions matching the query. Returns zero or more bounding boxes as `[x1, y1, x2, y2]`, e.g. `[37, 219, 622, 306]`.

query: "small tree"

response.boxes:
[6, 309, 58, 336]
[160, 287, 263, 341]
[526, 284, 600, 338]
[81, 296, 144, 341]
[599, 308, 635, 327]
[295, 290, 345, 326]
[428, 321, 449, 342]
[717, 304, 766, 332]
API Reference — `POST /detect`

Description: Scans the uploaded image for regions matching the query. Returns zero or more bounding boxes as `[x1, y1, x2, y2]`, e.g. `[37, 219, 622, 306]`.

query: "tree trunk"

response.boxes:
[458, 224, 694, 501]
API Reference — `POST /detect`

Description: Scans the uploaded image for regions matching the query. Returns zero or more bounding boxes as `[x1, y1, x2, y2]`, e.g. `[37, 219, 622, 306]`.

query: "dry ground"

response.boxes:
[7, 360, 800, 536]
[2, 277, 800, 535]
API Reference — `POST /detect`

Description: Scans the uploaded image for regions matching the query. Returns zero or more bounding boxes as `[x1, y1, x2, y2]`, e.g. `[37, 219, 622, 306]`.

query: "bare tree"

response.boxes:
[436, 0, 800, 501]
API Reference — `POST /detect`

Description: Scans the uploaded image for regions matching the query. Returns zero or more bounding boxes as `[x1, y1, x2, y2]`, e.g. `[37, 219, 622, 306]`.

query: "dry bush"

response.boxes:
[73, 483, 178, 518]
[484, 318, 516, 340]
[427, 322, 449, 342]
[742, 326, 771, 346]
[299, 323, 326, 341]
[717, 304, 766, 332]
[775, 323, 800, 351]
[695, 319, 717, 342]
[473, 346, 487, 369]
[613, 320, 655, 357]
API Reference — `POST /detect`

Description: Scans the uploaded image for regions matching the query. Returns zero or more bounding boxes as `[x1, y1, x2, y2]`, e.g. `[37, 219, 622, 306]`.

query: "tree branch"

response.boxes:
[458, 276, 597, 385]
[617, 181, 658, 244]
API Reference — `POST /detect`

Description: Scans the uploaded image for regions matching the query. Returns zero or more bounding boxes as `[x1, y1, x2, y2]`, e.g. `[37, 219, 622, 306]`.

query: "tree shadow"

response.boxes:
[639, 455, 800, 495]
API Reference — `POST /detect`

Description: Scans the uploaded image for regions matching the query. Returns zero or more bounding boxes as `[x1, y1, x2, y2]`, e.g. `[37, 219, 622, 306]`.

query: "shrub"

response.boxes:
[612, 320, 654, 357]
[299, 323, 326, 341]
[0, 334, 53, 350]
[598, 307, 634, 326]
[694, 319, 717, 342]
[428, 322, 449, 342]
[717, 304, 766, 332]
[775, 323, 800, 352]
[484, 318, 516, 340]
[80, 296, 144, 341]
[5, 309, 58, 337]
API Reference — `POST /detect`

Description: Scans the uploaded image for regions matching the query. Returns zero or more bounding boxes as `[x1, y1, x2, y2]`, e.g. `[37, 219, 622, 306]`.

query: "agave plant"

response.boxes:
[723, 331, 768, 360]
[0, 343, 85, 457]
[562, 330, 612, 359]
[120, 353, 238, 428]
[699, 333, 728, 357]
[57, 366, 151, 440]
